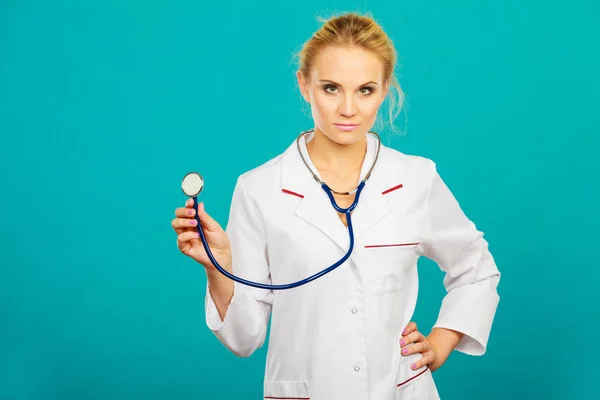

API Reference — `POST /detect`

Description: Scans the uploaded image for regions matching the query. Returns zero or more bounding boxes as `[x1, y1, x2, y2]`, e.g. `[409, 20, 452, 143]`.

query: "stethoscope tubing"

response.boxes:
[193, 181, 366, 290]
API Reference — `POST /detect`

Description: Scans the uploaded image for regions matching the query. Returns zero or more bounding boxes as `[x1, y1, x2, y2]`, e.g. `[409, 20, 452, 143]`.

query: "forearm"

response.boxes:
[427, 327, 464, 371]
[204, 261, 272, 358]
[206, 267, 234, 321]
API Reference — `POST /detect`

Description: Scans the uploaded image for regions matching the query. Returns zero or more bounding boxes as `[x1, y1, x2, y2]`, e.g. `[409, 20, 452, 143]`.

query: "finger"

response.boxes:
[186, 198, 195, 208]
[400, 331, 422, 347]
[175, 207, 196, 218]
[177, 230, 200, 244]
[172, 217, 198, 230]
[410, 351, 434, 370]
[401, 341, 430, 356]
[402, 321, 417, 336]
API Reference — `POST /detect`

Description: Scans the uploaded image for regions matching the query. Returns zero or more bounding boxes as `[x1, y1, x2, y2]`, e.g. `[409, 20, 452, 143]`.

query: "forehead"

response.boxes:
[310, 45, 384, 84]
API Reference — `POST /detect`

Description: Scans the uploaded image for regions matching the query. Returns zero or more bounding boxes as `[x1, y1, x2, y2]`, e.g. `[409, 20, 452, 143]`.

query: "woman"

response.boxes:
[172, 12, 500, 400]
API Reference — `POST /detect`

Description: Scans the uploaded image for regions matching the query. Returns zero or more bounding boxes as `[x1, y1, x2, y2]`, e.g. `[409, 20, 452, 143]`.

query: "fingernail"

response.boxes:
[402, 329, 406, 335]
[411, 363, 416, 369]
[190, 220, 196, 225]
[400, 340, 405, 346]
[188, 210, 194, 216]
[194, 232, 200, 237]
[402, 349, 408, 355]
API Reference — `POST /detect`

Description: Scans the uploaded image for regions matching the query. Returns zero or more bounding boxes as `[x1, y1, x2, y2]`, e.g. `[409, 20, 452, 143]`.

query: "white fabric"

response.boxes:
[204, 132, 500, 400]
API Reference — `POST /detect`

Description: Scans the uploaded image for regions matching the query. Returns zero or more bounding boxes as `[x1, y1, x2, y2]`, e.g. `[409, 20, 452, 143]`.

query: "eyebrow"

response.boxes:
[319, 79, 378, 87]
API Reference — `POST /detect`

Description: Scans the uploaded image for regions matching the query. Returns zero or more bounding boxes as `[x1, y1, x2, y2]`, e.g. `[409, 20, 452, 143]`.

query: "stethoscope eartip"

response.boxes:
[182, 172, 204, 197]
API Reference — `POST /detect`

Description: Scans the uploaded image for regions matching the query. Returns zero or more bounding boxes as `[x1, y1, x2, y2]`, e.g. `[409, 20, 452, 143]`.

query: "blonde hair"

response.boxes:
[295, 12, 406, 135]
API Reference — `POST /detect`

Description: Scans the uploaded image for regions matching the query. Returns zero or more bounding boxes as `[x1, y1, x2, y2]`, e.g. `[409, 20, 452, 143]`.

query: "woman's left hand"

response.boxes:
[400, 321, 439, 371]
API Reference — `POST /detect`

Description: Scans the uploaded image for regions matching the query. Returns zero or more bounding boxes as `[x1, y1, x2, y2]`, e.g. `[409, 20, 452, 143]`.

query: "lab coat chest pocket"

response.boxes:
[361, 218, 422, 296]
[264, 380, 310, 400]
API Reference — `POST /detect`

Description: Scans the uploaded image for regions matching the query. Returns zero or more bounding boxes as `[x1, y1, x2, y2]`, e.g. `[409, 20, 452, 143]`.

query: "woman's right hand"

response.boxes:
[172, 199, 232, 272]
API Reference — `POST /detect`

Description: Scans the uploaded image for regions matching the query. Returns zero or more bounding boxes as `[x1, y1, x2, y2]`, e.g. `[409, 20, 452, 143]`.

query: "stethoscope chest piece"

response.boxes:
[182, 172, 204, 197]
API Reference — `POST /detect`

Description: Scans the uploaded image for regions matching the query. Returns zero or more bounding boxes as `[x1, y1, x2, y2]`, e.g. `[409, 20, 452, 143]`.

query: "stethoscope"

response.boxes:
[180, 129, 381, 290]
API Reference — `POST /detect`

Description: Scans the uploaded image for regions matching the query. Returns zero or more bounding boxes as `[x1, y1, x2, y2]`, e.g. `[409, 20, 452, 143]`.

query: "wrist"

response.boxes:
[204, 251, 232, 275]
[427, 328, 464, 371]
[205, 260, 231, 282]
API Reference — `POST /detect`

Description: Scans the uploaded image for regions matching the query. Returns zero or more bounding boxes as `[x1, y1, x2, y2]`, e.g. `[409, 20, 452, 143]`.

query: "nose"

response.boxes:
[338, 94, 357, 118]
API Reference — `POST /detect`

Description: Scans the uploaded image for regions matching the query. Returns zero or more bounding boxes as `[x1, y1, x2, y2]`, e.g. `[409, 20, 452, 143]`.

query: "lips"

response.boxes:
[334, 123, 359, 131]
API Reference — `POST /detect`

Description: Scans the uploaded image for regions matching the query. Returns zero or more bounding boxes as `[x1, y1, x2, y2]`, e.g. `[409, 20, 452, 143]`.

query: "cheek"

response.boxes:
[360, 97, 383, 119]
[311, 92, 335, 121]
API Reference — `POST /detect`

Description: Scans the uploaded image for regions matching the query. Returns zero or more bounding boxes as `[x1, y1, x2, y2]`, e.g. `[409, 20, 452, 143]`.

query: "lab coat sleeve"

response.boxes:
[420, 161, 501, 356]
[204, 176, 274, 358]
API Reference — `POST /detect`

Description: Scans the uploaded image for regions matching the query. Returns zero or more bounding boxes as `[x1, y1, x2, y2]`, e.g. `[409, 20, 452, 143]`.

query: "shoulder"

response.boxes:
[233, 152, 284, 197]
[381, 145, 437, 179]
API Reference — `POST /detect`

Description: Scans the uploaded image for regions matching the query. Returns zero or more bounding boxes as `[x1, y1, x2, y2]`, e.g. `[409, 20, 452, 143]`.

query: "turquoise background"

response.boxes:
[1, 0, 599, 399]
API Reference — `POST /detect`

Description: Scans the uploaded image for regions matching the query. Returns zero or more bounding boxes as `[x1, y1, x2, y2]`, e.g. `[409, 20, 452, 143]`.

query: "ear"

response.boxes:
[296, 71, 310, 103]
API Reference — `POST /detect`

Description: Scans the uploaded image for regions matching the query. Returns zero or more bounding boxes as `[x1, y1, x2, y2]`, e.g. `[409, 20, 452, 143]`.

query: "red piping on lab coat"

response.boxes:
[364, 242, 419, 248]
[282, 189, 304, 198]
[382, 184, 403, 195]
[397, 366, 429, 388]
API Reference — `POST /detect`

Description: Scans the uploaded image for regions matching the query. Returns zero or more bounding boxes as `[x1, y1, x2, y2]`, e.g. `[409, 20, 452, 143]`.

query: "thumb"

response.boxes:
[196, 202, 221, 231]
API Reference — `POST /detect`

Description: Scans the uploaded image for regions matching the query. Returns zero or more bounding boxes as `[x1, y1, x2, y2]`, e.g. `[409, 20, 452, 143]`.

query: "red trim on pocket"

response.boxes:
[282, 189, 304, 198]
[364, 242, 419, 248]
[382, 184, 403, 195]
[397, 366, 429, 388]
[264, 397, 310, 400]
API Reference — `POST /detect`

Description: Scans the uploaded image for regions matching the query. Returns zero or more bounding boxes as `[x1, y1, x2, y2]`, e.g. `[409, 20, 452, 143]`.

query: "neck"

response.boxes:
[306, 128, 367, 177]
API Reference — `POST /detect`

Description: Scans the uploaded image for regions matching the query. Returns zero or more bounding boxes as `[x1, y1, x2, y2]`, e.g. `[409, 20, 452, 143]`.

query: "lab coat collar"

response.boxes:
[280, 129, 406, 253]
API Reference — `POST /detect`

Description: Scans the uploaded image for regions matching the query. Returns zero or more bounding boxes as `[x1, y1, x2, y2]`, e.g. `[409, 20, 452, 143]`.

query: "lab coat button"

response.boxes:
[351, 308, 358, 314]
[354, 366, 360, 372]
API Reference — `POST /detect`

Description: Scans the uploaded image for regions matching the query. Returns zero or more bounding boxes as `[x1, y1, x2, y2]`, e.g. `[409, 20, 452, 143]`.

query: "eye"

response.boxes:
[359, 87, 374, 95]
[323, 84, 338, 94]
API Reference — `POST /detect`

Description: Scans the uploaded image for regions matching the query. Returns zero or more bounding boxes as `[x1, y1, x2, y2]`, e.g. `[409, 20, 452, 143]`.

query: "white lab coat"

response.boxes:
[205, 131, 500, 400]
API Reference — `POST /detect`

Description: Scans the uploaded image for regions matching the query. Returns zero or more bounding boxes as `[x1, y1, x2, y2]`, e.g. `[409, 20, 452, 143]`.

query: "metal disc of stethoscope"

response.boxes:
[181, 172, 204, 197]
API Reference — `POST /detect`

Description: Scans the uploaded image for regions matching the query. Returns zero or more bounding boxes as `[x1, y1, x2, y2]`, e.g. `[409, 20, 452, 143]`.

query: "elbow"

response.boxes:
[219, 334, 266, 359]
[478, 266, 500, 290]
[228, 345, 255, 358]
[478, 251, 501, 290]
[445, 250, 501, 293]
[232, 345, 260, 359]
[212, 324, 268, 359]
